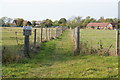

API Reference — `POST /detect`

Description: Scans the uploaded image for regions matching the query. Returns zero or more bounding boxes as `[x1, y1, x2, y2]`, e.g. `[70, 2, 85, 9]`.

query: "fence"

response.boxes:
[116, 30, 120, 56]
[71, 27, 80, 56]
[71, 28, 119, 56]
[1, 27, 66, 63]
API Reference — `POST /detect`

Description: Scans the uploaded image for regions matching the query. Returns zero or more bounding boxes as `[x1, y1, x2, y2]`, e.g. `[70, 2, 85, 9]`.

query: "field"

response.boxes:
[80, 29, 116, 56]
[2, 27, 118, 78]
[1, 27, 59, 63]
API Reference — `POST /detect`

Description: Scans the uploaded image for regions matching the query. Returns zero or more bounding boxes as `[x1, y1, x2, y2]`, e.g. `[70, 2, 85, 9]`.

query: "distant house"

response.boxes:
[86, 23, 118, 30]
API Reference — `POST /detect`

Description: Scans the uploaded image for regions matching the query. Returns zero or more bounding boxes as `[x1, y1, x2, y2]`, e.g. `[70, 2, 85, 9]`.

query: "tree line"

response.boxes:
[0, 16, 119, 28]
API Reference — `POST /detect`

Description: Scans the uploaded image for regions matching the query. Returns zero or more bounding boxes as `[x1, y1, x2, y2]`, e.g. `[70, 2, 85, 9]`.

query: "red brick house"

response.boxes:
[86, 23, 117, 30]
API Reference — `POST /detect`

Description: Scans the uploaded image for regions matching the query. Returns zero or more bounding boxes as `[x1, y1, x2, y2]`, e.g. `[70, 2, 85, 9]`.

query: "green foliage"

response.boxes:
[31, 20, 37, 27]
[0, 18, 5, 26]
[0, 17, 13, 27]
[39, 19, 53, 27]
[0, 16, 119, 28]
[52, 20, 59, 26]
[67, 16, 82, 28]
[44, 19, 53, 27]
[67, 16, 118, 29]
[14, 18, 24, 27]
[23, 20, 28, 26]
[81, 16, 96, 27]
[58, 18, 67, 26]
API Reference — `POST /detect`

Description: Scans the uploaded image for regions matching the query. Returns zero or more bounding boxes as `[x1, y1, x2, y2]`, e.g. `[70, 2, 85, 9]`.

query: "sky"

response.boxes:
[0, 0, 119, 21]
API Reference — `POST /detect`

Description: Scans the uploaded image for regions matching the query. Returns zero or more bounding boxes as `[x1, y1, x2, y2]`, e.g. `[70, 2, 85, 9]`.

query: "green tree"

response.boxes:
[23, 20, 28, 26]
[58, 18, 67, 26]
[0, 18, 5, 26]
[40, 20, 46, 28]
[1, 17, 13, 26]
[81, 16, 96, 27]
[44, 19, 53, 27]
[67, 16, 82, 28]
[52, 20, 59, 26]
[14, 18, 24, 27]
[32, 20, 37, 27]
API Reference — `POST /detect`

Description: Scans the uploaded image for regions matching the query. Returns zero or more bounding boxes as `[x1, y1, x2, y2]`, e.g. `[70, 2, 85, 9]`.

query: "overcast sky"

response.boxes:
[0, 0, 119, 21]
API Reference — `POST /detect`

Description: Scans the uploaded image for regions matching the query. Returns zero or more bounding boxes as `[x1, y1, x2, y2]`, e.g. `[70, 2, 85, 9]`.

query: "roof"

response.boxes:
[86, 23, 110, 27]
[111, 23, 118, 26]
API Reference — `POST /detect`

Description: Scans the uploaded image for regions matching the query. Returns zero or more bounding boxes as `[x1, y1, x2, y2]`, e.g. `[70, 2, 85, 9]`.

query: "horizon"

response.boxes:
[0, 0, 119, 21]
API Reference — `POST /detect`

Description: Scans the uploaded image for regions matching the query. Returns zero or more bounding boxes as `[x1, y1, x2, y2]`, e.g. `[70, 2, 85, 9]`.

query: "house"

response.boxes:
[86, 23, 117, 30]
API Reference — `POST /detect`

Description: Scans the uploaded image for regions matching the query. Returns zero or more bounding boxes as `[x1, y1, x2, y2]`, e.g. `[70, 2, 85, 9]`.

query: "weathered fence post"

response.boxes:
[34, 29, 36, 47]
[51, 29, 54, 38]
[23, 26, 32, 58]
[56, 28, 57, 38]
[116, 30, 120, 56]
[74, 27, 80, 56]
[62, 27, 63, 33]
[45, 27, 48, 40]
[50, 29, 52, 39]
[24, 36, 30, 58]
[40, 27, 43, 42]
[15, 32, 19, 45]
[49, 28, 51, 40]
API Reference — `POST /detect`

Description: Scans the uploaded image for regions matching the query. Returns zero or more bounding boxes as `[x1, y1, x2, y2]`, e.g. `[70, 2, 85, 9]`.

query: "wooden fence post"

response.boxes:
[56, 28, 57, 38]
[51, 29, 53, 38]
[74, 27, 80, 56]
[46, 27, 48, 40]
[50, 29, 52, 39]
[34, 29, 36, 47]
[24, 35, 30, 58]
[40, 27, 43, 42]
[62, 27, 63, 33]
[116, 30, 120, 56]
[15, 32, 19, 45]
[49, 28, 51, 40]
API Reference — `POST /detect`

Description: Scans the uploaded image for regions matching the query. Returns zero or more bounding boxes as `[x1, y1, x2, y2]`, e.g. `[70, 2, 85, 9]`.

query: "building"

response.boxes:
[86, 23, 117, 30]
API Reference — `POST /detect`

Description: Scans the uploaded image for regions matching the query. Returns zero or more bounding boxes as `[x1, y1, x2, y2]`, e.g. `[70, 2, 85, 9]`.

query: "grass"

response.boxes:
[2, 30, 118, 78]
[1, 27, 59, 63]
[80, 29, 116, 55]
[1, 27, 58, 46]
[81, 29, 116, 48]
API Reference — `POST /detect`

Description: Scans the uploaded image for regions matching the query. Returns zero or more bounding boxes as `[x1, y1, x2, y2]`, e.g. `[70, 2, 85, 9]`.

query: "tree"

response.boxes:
[52, 20, 59, 26]
[14, 18, 24, 27]
[81, 16, 96, 27]
[0, 18, 5, 26]
[1, 17, 13, 26]
[58, 18, 67, 26]
[40, 20, 46, 28]
[23, 20, 28, 26]
[32, 20, 37, 27]
[67, 16, 82, 28]
[44, 19, 53, 27]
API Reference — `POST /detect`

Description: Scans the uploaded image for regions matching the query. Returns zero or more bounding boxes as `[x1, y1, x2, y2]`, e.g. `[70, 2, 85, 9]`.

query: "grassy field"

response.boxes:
[1, 27, 58, 46]
[1, 27, 59, 63]
[2, 29, 118, 78]
[80, 29, 116, 55]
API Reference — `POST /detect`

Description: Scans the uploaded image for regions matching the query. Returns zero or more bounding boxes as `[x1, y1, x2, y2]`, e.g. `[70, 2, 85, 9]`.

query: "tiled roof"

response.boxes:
[87, 23, 110, 27]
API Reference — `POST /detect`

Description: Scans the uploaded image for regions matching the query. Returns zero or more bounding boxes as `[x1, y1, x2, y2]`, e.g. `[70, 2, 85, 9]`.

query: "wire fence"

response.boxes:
[1, 27, 67, 63]
[71, 28, 118, 56]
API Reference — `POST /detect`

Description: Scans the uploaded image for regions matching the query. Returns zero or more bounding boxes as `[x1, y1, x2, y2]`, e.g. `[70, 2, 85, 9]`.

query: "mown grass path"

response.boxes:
[3, 30, 118, 78]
